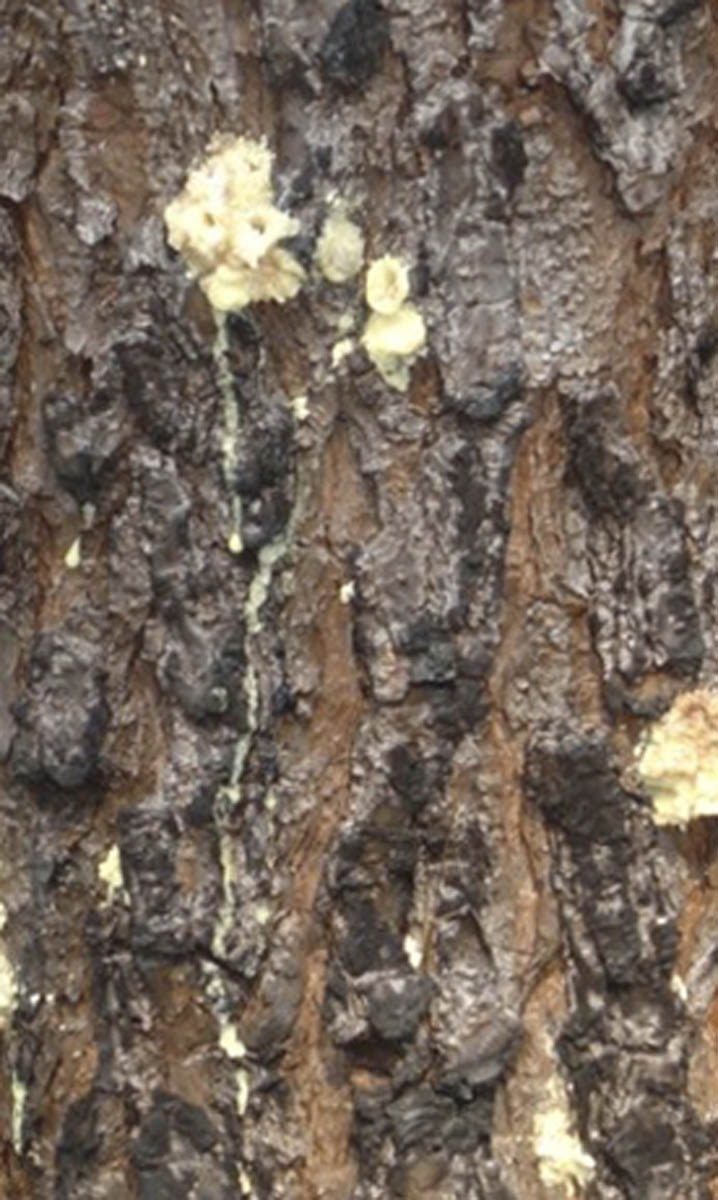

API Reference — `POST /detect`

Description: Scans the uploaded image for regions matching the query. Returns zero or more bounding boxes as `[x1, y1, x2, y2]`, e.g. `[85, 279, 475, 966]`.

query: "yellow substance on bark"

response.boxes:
[365, 254, 410, 314]
[164, 136, 304, 311]
[0, 903, 15, 1032]
[98, 844, 125, 900]
[362, 254, 426, 390]
[636, 689, 718, 825]
[315, 212, 364, 283]
[533, 1074, 595, 1194]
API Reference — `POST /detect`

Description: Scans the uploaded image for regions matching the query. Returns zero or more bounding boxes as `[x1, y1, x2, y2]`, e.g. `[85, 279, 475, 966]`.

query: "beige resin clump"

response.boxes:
[164, 136, 304, 311]
[315, 212, 364, 283]
[534, 1096, 596, 1193]
[635, 689, 718, 825]
[362, 254, 426, 391]
[365, 255, 410, 314]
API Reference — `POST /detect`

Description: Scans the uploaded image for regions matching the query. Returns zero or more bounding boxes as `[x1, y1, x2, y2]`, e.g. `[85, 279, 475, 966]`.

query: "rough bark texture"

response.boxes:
[3, 1, 718, 1198]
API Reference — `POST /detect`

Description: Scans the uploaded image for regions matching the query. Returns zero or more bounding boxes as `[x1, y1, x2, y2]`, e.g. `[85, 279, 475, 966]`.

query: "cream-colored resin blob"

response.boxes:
[534, 1100, 596, 1193]
[365, 254, 410, 314]
[361, 254, 426, 390]
[316, 212, 364, 283]
[636, 689, 718, 825]
[164, 136, 304, 311]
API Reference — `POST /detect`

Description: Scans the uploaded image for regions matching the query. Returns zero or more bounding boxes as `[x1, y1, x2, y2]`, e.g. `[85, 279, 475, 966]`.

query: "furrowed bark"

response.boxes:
[2, 2, 718, 1198]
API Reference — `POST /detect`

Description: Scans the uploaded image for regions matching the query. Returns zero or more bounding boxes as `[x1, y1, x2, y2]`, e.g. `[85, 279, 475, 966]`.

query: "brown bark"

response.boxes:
[2, 1, 718, 1198]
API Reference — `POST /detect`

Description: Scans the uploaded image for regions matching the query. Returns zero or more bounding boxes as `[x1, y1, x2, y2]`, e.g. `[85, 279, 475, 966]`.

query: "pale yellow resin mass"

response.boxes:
[164, 136, 304, 311]
[635, 689, 718, 825]
[361, 254, 426, 390]
[365, 254, 410, 314]
[534, 1103, 596, 1193]
[315, 212, 364, 283]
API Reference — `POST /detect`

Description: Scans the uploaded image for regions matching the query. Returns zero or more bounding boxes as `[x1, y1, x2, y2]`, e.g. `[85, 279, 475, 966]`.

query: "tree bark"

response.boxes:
[2, 1, 718, 1198]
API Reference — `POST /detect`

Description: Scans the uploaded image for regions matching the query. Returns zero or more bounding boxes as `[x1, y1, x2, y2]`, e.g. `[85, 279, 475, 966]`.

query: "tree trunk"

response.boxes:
[2, 1, 718, 1197]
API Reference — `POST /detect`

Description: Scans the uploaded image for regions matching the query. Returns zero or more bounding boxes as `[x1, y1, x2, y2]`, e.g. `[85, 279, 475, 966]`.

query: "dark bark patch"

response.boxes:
[319, 0, 389, 89]
[261, 28, 311, 93]
[326, 817, 417, 979]
[152, 1091, 218, 1153]
[617, 57, 673, 111]
[557, 985, 709, 1194]
[235, 405, 293, 497]
[353, 1084, 393, 1159]
[490, 122, 528, 198]
[634, 497, 704, 678]
[338, 894, 405, 976]
[427, 676, 489, 743]
[398, 620, 456, 687]
[449, 443, 487, 558]
[55, 1092, 101, 1198]
[136, 1166, 185, 1200]
[443, 363, 524, 427]
[605, 1108, 681, 1190]
[11, 631, 108, 791]
[562, 394, 645, 521]
[695, 320, 718, 367]
[0, 482, 20, 576]
[387, 1085, 494, 1161]
[436, 1015, 521, 1097]
[114, 334, 217, 463]
[225, 311, 262, 384]
[43, 389, 125, 504]
[241, 488, 291, 551]
[240, 968, 302, 1063]
[173, 1102, 217, 1153]
[386, 745, 445, 816]
[119, 806, 206, 959]
[130, 1107, 170, 1170]
[163, 629, 248, 729]
[657, 0, 701, 27]
[334, 822, 418, 887]
[524, 732, 630, 848]
[524, 730, 647, 985]
[366, 973, 434, 1042]
[388, 1088, 456, 1156]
